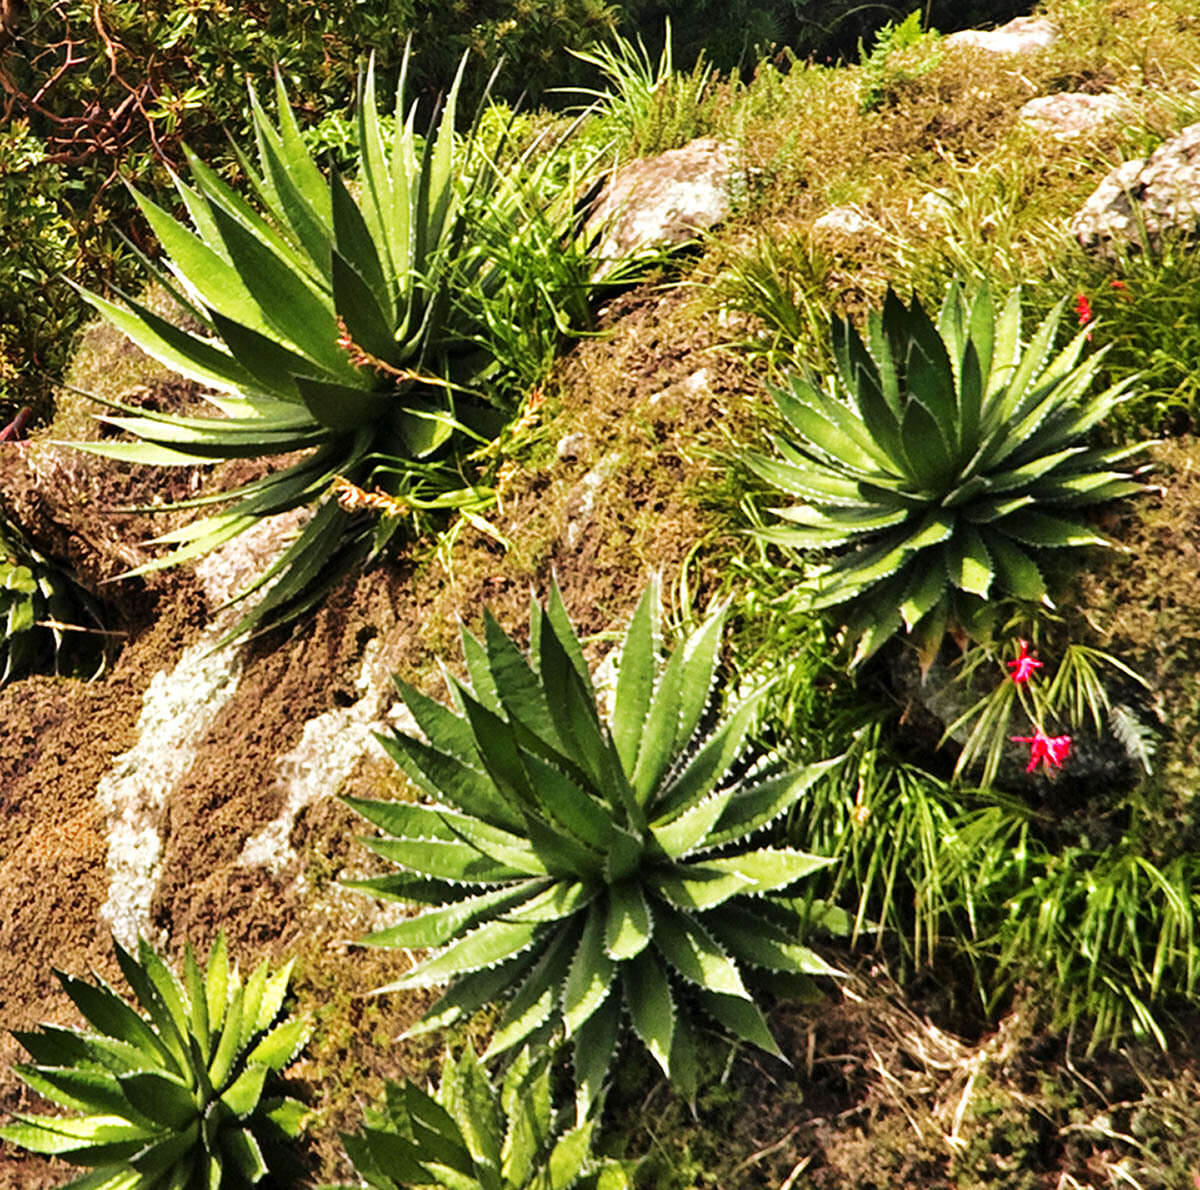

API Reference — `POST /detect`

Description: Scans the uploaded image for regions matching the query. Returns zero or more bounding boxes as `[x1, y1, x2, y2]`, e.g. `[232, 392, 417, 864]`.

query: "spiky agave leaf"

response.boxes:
[0, 508, 104, 684]
[341, 1046, 633, 1190]
[72, 52, 609, 644]
[748, 283, 1146, 666]
[347, 580, 839, 1108]
[0, 933, 311, 1189]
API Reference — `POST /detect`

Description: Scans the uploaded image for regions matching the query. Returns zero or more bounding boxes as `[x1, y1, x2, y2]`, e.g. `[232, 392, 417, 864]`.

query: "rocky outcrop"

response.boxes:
[1071, 122, 1200, 256]
[586, 137, 737, 265]
[1019, 92, 1129, 140]
[813, 205, 877, 237]
[945, 15, 1057, 55]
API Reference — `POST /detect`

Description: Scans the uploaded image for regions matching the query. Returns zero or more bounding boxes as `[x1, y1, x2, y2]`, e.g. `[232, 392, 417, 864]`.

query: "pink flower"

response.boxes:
[1011, 729, 1071, 773]
[1006, 639, 1043, 684]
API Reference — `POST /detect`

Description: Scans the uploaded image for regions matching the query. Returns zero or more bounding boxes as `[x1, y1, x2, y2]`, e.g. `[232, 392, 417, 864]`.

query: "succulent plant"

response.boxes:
[0, 934, 310, 1188]
[75, 55, 607, 642]
[1, 509, 103, 684]
[749, 283, 1144, 663]
[347, 580, 838, 1106]
[342, 1046, 632, 1190]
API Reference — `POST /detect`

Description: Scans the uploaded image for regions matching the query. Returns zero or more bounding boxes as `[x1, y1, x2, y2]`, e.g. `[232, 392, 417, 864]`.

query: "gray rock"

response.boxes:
[1019, 92, 1129, 140]
[946, 16, 1057, 55]
[586, 138, 737, 265]
[1071, 122, 1200, 256]
[812, 205, 877, 237]
[555, 431, 587, 462]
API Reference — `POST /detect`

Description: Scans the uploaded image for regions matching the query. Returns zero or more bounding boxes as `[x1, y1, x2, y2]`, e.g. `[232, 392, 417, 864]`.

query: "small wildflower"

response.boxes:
[1111, 280, 1126, 289]
[1006, 639, 1043, 684]
[1011, 728, 1071, 773]
[1074, 293, 1093, 339]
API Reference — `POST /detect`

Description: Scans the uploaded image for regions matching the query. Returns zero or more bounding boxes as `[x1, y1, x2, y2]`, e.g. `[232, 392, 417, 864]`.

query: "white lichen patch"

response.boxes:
[97, 630, 243, 949]
[237, 639, 414, 876]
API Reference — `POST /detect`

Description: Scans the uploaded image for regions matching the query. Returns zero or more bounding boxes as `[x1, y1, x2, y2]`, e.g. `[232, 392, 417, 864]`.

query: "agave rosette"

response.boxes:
[749, 284, 1144, 662]
[343, 1046, 632, 1190]
[347, 581, 838, 1106]
[0, 934, 310, 1188]
[74, 54, 533, 640]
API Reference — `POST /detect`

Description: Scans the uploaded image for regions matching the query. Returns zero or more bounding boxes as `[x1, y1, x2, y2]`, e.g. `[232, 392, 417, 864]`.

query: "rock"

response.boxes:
[946, 15, 1057, 55]
[913, 190, 955, 226]
[563, 456, 618, 551]
[586, 138, 737, 264]
[1071, 122, 1200, 256]
[649, 367, 712, 406]
[556, 431, 587, 462]
[812, 205, 877, 237]
[1019, 92, 1128, 139]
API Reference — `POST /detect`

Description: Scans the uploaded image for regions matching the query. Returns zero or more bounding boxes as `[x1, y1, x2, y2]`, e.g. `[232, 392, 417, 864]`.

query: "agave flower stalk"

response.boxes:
[749, 283, 1145, 664]
[343, 1046, 632, 1190]
[347, 580, 839, 1108]
[0, 934, 310, 1188]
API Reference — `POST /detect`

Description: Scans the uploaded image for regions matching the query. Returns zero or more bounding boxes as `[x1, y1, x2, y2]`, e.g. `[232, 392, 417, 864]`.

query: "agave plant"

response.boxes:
[75, 55, 603, 641]
[748, 283, 1144, 663]
[347, 580, 838, 1106]
[342, 1046, 632, 1190]
[0, 934, 310, 1188]
[1, 508, 103, 683]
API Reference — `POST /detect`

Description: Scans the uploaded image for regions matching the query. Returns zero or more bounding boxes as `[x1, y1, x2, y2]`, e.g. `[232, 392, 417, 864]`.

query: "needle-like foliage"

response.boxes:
[347, 580, 839, 1106]
[0, 934, 310, 1189]
[749, 283, 1145, 664]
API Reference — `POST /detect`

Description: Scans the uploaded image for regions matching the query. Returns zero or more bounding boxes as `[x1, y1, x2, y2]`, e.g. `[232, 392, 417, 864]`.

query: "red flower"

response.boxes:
[1074, 293, 1094, 339]
[1006, 639, 1043, 684]
[1110, 280, 1127, 290]
[1011, 729, 1071, 773]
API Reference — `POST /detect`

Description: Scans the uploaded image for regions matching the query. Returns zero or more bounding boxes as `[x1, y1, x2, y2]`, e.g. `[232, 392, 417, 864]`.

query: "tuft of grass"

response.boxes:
[700, 228, 835, 373]
[568, 20, 733, 159]
[1068, 233, 1200, 436]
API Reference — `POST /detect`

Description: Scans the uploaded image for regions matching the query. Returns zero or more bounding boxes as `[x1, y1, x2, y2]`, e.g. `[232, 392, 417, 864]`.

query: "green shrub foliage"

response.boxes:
[342, 1046, 632, 1189]
[749, 284, 1144, 664]
[347, 580, 838, 1105]
[0, 934, 310, 1188]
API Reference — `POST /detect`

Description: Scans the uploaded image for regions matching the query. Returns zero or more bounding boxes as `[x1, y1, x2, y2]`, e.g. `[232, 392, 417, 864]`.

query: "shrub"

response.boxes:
[347, 581, 839, 1104]
[76, 58, 615, 641]
[0, 934, 310, 1187]
[748, 283, 1145, 665]
[0, 122, 83, 419]
[341, 1046, 633, 1188]
[0, 1, 619, 427]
